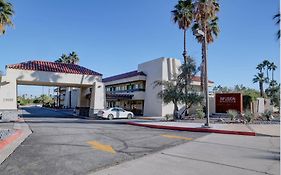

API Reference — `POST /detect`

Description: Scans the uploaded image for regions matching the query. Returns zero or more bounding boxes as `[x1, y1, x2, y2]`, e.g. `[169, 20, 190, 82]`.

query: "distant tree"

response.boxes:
[256, 63, 264, 73]
[212, 85, 231, 93]
[253, 73, 266, 97]
[273, 13, 280, 40]
[262, 60, 271, 82]
[268, 62, 277, 81]
[55, 52, 79, 64]
[0, 0, 14, 35]
[69, 51, 79, 64]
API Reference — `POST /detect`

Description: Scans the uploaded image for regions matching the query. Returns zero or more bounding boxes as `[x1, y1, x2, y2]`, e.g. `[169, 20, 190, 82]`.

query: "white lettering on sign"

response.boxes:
[219, 97, 236, 103]
[3, 98, 13, 102]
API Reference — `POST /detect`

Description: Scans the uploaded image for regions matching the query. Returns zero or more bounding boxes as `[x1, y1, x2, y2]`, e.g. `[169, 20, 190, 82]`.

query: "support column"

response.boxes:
[89, 82, 105, 117]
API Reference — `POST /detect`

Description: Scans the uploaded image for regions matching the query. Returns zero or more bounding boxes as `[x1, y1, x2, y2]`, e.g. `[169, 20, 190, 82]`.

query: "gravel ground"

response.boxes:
[0, 129, 16, 140]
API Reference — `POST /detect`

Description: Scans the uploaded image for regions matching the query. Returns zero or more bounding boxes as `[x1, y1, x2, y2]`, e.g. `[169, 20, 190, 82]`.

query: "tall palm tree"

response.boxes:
[273, 13, 280, 40]
[171, 0, 193, 64]
[193, 0, 219, 125]
[253, 72, 266, 97]
[171, 0, 193, 115]
[192, 16, 219, 91]
[0, 0, 14, 35]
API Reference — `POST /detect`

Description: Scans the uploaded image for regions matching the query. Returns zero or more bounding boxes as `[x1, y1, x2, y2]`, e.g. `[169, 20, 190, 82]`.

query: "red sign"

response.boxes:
[215, 93, 243, 113]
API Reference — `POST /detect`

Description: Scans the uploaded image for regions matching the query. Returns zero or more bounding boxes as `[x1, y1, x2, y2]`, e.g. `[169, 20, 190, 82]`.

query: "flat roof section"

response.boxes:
[103, 70, 146, 83]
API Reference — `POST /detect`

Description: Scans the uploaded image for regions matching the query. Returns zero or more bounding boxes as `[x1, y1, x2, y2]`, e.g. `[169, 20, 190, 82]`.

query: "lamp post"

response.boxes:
[195, 29, 210, 127]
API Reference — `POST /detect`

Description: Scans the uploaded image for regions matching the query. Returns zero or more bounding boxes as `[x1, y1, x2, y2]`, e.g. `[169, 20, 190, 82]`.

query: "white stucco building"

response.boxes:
[0, 58, 214, 117]
[103, 57, 214, 116]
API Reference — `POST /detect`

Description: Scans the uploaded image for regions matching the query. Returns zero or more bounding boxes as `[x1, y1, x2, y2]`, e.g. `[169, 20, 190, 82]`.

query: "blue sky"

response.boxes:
[0, 0, 279, 96]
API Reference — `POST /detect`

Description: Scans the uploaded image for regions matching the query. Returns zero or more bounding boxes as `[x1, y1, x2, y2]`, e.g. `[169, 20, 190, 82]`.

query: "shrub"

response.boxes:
[262, 110, 273, 121]
[244, 110, 254, 123]
[164, 114, 174, 121]
[227, 109, 238, 121]
[196, 108, 205, 119]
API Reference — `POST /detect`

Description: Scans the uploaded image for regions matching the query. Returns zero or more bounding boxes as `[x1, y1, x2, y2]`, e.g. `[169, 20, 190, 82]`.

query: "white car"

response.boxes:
[97, 107, 134, 120]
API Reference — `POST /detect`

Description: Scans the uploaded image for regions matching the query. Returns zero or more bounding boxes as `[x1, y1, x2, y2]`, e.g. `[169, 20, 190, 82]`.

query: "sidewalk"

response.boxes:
[127, 121, 280, 137]
[91, 133, 280, 175]
[0, 110, 32, 164]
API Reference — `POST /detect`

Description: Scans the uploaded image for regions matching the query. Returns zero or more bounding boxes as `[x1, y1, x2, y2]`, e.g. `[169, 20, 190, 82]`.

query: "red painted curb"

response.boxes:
[127, 122, 256, 136]
[0, 130, 23, 150]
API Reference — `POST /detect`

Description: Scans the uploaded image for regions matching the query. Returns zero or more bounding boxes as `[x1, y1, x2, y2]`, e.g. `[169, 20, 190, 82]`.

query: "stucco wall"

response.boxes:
[0, 68, 104, 110]
[138, 57, 181, 116]
[0, 76, 17, 110]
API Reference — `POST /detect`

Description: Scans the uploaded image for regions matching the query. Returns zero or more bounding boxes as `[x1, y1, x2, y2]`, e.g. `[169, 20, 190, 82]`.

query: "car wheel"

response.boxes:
[108, 114, 114, 120]
[127, 114, 133, 119]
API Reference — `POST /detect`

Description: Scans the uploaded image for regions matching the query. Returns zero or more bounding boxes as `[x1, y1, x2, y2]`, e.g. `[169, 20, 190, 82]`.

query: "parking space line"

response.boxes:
[87, 140, 116, 154]
[161, 134, 193, 141]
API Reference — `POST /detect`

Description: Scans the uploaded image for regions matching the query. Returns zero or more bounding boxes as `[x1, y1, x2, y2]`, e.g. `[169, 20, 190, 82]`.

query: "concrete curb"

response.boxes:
[127, 122, 256, 136]
[0, 130, 23, 150]
[0, 116, 32, 164]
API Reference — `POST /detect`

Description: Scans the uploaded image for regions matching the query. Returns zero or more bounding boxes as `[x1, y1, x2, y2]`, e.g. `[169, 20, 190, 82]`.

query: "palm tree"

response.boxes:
[171, 0, 194, 114]
[192, 16, 219, 91]
[273, 13, 280, 40]
[256, 63, 264, 73]
[0, 0, 14, 35]
[69, 51, 79, 64]
[268, 62, 277, 81]
[193, 0, 219, 126]
[262, 60, 270, 81]
[253, 73, 266, 97]
[55, 54, 68, 63]
[171, 0, 193, 64]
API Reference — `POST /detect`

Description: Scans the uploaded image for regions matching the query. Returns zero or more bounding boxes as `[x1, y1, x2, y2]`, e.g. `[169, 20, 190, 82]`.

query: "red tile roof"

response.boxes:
[192, 76, 214, 83]
[103, 70, 146, 83]
[6, 60, 102, 76]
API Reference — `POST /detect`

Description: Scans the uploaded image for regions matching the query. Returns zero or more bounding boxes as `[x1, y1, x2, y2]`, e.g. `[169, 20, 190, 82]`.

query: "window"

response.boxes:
[111, 108, 118, 111]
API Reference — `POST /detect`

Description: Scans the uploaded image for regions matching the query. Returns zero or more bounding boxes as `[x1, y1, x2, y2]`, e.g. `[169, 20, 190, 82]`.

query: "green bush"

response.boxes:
[262, 110, 273, 121]
[227, 109, 238, 121]
[195, 108, 205, 119]
[164, 114, 174, 121]
[244, 110, 254, 123]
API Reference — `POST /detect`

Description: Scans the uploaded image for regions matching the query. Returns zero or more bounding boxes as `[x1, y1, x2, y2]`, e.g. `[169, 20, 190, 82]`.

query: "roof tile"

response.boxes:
[6, 60, 102, 76]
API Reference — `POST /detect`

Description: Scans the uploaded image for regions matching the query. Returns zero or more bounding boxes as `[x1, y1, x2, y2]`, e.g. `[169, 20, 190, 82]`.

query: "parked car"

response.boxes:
[97, 107, 134, 120]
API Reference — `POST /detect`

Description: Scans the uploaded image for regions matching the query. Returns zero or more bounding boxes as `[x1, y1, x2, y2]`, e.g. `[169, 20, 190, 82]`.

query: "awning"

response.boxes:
[106, 93, 134, 100]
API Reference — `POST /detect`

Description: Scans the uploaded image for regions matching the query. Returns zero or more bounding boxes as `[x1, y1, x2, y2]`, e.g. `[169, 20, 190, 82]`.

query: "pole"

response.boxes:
[203, 24, 210, 127]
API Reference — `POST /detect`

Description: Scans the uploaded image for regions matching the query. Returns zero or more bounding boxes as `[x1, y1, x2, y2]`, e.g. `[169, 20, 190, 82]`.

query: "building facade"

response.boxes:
[103, 57, 214, 116]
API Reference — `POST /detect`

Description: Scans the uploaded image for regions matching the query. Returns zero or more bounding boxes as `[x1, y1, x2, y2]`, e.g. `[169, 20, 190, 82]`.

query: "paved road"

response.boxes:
[0, 107, 208, 175]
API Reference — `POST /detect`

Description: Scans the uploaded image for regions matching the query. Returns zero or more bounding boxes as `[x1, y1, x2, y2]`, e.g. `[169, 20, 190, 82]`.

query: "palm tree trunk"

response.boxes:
[200, 42, 205, 92]
[259, 82, 264, 97]
[272, 70, 274, 81]
[203, 23, 210, 126]
[183, 29, 188, 116]
[183, 29, 187, 64]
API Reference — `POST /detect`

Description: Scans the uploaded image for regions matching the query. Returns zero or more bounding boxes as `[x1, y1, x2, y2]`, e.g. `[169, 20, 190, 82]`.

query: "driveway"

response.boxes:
[0, 107, 208, 175]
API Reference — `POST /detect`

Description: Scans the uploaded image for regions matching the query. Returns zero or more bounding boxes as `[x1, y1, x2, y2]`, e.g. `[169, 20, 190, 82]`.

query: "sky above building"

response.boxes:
[0, 0, 280, 96]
